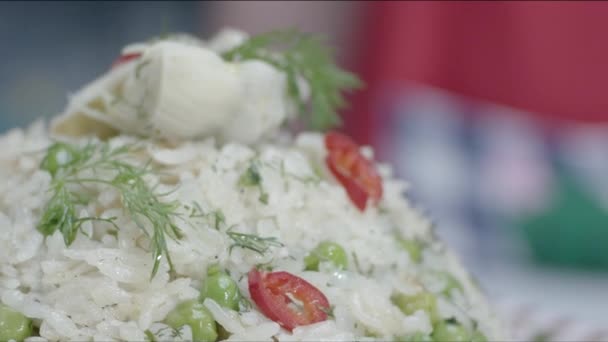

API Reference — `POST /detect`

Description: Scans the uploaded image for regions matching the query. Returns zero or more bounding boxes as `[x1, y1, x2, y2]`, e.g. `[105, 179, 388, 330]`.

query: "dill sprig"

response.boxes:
[146, 326, 188, 341]
[184, 202, 225, 230]
[222, 29, 362, 130]
[238, 163, 262, 187]
[38, 141, 182, 278]
[238, 162, 269, 204]
[227, 230, 283, 255]
[144, 330, 157, 342]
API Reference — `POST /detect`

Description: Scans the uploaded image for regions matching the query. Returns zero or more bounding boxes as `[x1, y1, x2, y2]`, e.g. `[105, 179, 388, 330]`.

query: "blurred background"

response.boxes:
[2, 1, 608, 340]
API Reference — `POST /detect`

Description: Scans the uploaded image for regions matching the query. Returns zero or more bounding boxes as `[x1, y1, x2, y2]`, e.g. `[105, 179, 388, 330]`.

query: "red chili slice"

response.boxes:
[248, 268, 330, 331]
[325, 131, 383, 211]
[111, 52, 142, 68]
[325, 130, 359, 152]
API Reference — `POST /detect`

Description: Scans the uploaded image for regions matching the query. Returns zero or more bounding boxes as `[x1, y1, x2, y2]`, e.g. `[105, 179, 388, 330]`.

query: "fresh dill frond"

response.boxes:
[239, 296, 253, 311]
[38, 141, 182, 278]
[144, 329, 157, 342]
[170, 326, 186, 340]
[238, 163, 262, 187]
[213, 210, 226, 230]
[150, 326, 188, 341]
[265, 159, 320, 191]
[185, 202, 225, 230]
[258, 193, 269, 204]
[227, 230, 283, 255]
[254, 262, 275, 272]
[238, 162, 269, 204]
[351, 251, 374, 277]
[351, 251, 363, 274]
[222, 29, 362, 130]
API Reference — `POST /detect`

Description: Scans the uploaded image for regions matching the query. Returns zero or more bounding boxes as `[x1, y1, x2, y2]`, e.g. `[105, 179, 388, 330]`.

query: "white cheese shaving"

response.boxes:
[51, 29, 294, 144]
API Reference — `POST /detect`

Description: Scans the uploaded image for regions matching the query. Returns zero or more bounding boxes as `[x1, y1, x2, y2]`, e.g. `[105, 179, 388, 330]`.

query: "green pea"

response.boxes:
[165, 300, 217, 342]
[0, 304, 33, 342]
[391, 291, 440, 324]
[397, 238, 423, 263]
[304, 241, 348, 271]
[472, 330, 488, 342]
[431, 321, 470, 342]
[41, 142, 77, 176]
[206, 264, 222, 276]
[200, 270, 240, 311]
[394, 332, 432, 341]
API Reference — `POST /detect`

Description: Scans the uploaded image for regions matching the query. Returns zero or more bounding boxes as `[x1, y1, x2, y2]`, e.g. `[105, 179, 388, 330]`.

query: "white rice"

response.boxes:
[0, 121, 505, 341]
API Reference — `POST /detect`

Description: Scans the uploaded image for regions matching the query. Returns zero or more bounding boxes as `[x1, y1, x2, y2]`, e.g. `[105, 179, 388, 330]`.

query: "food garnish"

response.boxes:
[223, 29, 362, 130]
[238, 162, 269, 204]
[38, 141, 182, 277]
[111, 52, 142, 68]
[324, 131, 383, 211]
[248, 268, 330, 331]
[227, 230, 283, 255]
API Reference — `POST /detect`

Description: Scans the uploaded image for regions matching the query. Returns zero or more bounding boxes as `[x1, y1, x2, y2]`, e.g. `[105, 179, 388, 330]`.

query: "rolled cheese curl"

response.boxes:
[134, 41, 241, 140]
[52, 31, 304, 144]
[53, 40, 241, 141]
[51, 61, 134, 138]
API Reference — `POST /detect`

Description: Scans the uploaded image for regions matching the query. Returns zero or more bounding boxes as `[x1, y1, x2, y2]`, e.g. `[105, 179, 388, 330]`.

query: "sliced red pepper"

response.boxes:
[325, 131, 383, 211]
[325, 130, 359, 152]
[111, 52, 142, 68]
[248, 268, 330, 331]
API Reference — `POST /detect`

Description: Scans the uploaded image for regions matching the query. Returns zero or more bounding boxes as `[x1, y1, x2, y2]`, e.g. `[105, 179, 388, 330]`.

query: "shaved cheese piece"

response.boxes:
[220, 60, 290, 144]
[51, 29, 297, 144]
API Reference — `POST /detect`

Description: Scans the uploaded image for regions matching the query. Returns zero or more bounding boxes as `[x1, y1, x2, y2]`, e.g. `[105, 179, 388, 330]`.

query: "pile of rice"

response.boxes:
[0, 121, 504, 341]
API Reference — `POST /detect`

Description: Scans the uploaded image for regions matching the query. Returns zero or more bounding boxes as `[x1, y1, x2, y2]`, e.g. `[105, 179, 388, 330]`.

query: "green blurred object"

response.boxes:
[518, 170, 608, 269]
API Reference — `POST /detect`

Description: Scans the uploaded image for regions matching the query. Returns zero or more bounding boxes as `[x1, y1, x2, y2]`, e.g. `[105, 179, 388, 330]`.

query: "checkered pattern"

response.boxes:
[376, 84, 608, 340]
[496, 298, 608, 341]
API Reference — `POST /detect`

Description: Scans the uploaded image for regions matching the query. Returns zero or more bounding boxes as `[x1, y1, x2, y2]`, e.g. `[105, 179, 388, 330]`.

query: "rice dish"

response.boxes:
[0, 28, 505, 341]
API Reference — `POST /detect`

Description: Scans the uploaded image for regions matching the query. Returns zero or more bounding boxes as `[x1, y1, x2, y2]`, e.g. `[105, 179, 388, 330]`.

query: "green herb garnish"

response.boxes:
[239, 296, 253, 311]
[186, 202, 225, 230]
[213, 210, 226, 230]
[38, 141, 182, 278]
[227, 230, 283, 255]
[223, 29, 362, 130]
[238, 162, 269, 204]
[254, 262, 275, 272]
[150, 326, 188, 340]
[351, 251, 374, 276]
[352, 251, 363, 274]
[445, 317, 459, 325]
[144, 330, 157, 342]
[258, 193, 269, 204]
[239, 163, 262, 187]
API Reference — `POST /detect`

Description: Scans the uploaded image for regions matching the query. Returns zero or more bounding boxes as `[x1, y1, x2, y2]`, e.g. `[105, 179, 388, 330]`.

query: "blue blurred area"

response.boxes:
[379, 84, 608, 332]
[382, 84, 608, 270]
[0, 1, 206, 132]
